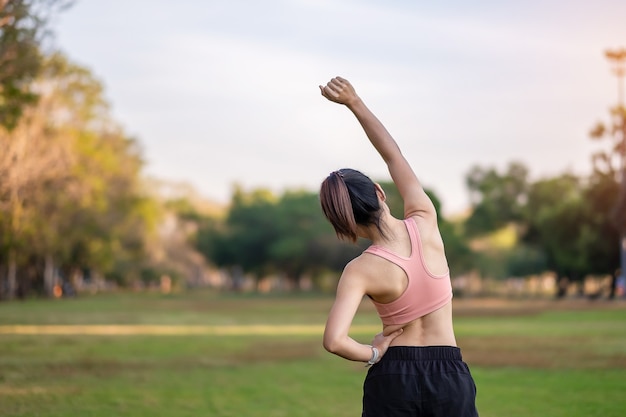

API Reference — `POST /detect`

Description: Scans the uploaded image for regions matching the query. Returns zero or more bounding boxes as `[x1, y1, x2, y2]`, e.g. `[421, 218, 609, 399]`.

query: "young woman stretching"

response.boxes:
[319, 76, 479, 416]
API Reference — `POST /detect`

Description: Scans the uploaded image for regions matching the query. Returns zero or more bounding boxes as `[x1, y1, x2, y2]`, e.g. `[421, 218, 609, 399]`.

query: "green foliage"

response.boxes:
[196, 186, 361, 288]
[225, 186, 280, 275]
[439, 219, 475, 274]
[164, 198, 206, 222]
[0, 52, 160, 297]
[525, 175, 586, 275]
[0, 0, 72, 130]
[463, 160, 621, 282]
[505, 244, 547, 277]
[465, 161, 529, 236]
[583, 171, 621, 272]
[38, 54, 158, 277]
[521, 172, 619, 280]
[268, 191, 333, 277]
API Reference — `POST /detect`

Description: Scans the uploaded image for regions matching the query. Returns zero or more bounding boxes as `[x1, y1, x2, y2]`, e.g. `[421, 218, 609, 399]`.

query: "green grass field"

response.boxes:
[1, 291, 625, 416]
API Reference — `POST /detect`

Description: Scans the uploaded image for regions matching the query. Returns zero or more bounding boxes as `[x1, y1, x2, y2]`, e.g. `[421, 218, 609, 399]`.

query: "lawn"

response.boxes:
[1, 291, 625, 416]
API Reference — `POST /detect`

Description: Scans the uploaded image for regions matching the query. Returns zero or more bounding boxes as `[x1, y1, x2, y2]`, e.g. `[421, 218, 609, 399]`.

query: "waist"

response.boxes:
[383, 346, 462, 361]
[383, 302, 457, 347]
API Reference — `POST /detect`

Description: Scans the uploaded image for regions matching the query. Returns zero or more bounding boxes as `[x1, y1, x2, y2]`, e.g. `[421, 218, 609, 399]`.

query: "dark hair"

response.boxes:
[319, 168, 385, 243]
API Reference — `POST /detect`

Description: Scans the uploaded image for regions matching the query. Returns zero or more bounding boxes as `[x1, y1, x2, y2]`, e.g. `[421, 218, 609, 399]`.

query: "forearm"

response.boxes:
[324, 334, 377, 364]
[346, 98, 402, 164]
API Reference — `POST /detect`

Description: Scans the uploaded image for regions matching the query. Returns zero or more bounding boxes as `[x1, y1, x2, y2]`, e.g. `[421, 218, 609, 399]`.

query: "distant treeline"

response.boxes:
[0, 1, 623, 300]
[194, 161, 621, 298]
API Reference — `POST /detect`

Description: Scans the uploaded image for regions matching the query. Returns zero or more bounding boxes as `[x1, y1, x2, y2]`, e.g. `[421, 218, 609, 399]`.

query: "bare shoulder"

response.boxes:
[335, 255, 377, 294]
[341, 252, 387, 282]
[343, 254, 377, 277]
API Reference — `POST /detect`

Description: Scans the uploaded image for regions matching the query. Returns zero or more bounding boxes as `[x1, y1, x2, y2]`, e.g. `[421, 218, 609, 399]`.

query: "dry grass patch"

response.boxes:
[461, 334, 626, 369]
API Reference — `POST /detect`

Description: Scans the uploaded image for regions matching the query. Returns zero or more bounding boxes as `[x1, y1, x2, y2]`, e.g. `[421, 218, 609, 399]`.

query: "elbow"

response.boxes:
[322, 335, 341, 354]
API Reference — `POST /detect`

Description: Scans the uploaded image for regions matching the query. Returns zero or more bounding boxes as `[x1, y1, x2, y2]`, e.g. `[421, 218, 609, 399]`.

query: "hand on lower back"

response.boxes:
[371, 328, 403, 358]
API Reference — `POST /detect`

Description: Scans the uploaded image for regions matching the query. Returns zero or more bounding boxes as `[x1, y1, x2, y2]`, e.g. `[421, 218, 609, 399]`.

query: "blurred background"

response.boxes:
[1, 0, 626, 300]
[2, 2, 626, 417]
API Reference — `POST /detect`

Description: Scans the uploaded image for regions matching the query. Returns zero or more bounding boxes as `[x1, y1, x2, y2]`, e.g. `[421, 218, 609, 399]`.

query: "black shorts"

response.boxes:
[362, 346, 479, 417]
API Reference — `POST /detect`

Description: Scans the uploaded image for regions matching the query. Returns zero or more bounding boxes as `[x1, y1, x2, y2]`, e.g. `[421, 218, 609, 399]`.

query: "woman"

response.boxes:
[319, 76, 479, 416]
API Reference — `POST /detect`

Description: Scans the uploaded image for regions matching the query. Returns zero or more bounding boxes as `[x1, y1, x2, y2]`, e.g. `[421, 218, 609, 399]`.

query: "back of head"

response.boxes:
[319, 168, 383, 243]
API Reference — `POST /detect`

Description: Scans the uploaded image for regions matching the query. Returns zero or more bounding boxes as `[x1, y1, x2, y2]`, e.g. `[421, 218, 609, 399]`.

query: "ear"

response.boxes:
[374, 183, 386, 202]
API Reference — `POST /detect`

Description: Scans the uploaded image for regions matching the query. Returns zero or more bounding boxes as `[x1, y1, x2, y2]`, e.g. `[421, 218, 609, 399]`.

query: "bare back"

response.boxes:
[357, 215, 457, 347]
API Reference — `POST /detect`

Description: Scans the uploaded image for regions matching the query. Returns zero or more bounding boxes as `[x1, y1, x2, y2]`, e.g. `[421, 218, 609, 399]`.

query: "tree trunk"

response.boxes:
[44, 254, 55, 297]
[555, 274, 568, 299]
[7, 249, 17, 300]
[0, 262, 4, 299]
[609, 272, 617, 300]
[69, 267, 83, 294]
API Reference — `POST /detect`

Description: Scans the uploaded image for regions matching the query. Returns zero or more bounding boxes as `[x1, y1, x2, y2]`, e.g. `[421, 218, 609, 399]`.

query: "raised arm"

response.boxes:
[319, 76, 435, 219]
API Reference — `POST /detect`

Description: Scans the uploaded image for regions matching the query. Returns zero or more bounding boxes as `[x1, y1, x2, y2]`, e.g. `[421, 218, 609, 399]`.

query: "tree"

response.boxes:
[0, 52, 77, 297]
[464, 162, 529, 236]
[268, 191, 333, 287]
[519, 173, 619, 297]
[0, 0, 72, 130]
[590, 106, 626, 225]
[524, 176, 587, 286]
[0, 52, 158, 298]
[589, 64, 625, 295]
[199, 186, 280, 289]
[598, 46, 626, 296]
[581, 171, 620, 277]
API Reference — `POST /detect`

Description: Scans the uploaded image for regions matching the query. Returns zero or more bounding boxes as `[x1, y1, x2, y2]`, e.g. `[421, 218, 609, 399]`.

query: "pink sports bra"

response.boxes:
[364, 217, 453, 326]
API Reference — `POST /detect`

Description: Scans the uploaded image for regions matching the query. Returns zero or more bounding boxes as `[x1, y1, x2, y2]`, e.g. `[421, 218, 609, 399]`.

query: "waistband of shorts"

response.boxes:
[383, 346, 462, 361]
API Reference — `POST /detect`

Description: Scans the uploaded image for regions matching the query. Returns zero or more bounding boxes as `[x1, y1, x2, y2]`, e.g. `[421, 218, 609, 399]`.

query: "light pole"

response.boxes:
[605, 48, 626, 290]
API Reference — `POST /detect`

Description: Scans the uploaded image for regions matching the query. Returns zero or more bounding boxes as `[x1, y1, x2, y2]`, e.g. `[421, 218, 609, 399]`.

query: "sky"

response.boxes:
[50, 0, 626, 215]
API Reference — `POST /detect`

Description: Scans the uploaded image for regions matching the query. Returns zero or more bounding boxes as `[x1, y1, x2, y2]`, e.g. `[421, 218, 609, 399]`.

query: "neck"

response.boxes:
[361, 212, 404, 245]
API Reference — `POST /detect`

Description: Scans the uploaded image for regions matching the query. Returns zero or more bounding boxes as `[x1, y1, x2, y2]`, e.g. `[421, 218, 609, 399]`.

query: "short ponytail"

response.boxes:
[319, 169, 384, 243]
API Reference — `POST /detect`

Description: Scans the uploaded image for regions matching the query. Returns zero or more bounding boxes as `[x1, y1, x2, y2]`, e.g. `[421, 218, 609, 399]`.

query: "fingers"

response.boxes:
[375, 328, 403, 344]
[335, 76, 349, 86]
[319, 76, 348, 100]
[319, 84, 334, 100]
[370, 328, 403, 362]
[327, 77, 345, 93]
[320, 84, 334, 98]
[382, 326, 404, 337]
[390, 328, 403, 338]
[324, 82, 341, 99]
